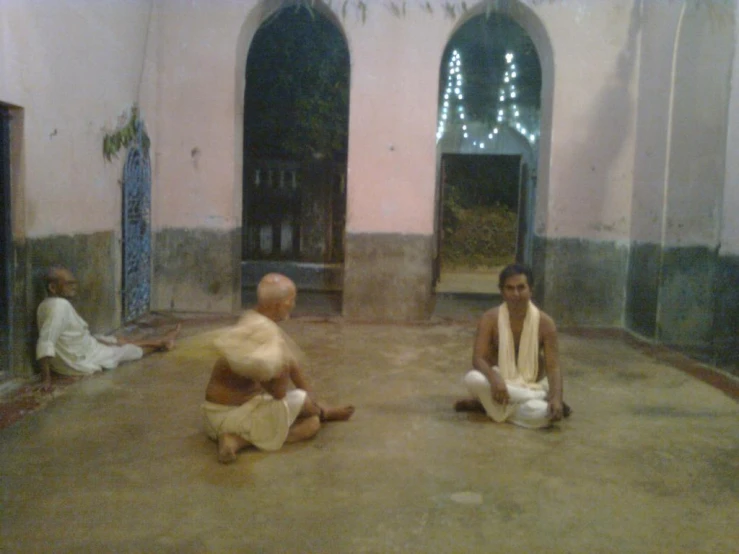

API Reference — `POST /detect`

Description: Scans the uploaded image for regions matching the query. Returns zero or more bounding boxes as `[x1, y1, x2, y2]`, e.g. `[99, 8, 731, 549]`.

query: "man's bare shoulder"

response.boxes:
[476, 306, 500, 338]
[538, 310, 558, 337]
[480, 306, 501, 323]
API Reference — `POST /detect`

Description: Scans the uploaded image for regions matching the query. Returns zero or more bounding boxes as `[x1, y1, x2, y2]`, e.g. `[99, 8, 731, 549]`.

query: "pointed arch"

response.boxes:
[235, 1, 351, 309]
[433, 1, 553, 293]
[447, 1, 554, 234]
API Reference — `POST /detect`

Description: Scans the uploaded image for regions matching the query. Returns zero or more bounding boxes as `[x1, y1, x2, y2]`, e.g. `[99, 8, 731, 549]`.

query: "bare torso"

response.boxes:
[205, 357, 264, 406]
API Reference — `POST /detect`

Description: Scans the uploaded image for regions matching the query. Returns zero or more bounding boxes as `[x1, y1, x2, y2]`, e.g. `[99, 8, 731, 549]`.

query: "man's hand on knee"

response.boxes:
[490, 376, 510, 404]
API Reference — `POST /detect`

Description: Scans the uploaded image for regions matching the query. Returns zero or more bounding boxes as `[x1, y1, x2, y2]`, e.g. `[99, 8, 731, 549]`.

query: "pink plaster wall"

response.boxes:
[0, 0, 153, 238]
[723, 5, 739, 257]
[148, 1, 254, 232]
[148, 0, 452, 236]
[536, 1, 639, 241]
[664, 2, 732, 249]
[629, 2, 682, 245]
[3, 0, 707, 249]
[342, 0, 639, 240]
[149, 0, 643, 243]
[343, 12, 450, 235]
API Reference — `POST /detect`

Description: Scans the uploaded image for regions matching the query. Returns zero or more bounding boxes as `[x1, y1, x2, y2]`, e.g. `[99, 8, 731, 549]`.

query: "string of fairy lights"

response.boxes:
[437, 48, 538, 147]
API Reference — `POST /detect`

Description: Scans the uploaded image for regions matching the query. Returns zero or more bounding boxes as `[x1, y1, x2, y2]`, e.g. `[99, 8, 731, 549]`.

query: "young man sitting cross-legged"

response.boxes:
[202, 273, 354, 463]
[454, 263, 571, 429]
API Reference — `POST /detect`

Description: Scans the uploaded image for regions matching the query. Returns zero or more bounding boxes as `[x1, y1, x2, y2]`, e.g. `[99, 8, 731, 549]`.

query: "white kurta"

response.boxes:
[36, 297, 143, 375]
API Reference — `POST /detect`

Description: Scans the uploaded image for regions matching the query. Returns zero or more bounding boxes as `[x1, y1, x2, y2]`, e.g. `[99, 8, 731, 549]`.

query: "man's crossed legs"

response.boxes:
[216, 393, 355, 464]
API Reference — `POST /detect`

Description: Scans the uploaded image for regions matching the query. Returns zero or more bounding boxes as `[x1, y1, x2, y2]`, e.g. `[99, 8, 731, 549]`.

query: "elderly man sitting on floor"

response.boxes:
[36, 265, 180, 391]
[202, 273, 354, 464]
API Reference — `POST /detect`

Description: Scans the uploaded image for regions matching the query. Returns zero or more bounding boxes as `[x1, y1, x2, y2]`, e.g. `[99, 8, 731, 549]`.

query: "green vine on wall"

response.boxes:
[279, 0, 559, 21]
[280, 0, 731, 22]
[102, 106, 150, 162]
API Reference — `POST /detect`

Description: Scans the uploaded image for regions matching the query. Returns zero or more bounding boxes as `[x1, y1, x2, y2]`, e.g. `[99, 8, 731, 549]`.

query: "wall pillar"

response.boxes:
[343, 233, 434, 321]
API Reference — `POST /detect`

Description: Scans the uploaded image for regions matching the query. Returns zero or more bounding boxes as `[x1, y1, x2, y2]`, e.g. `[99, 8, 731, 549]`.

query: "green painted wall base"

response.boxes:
[625, 242, 738, 377]
[152, 228, 241, 314]
[11, 231, 118, 377]
[343, 233, 434, 321]
[532, 236, 629, 327]
[714, 254, 739, 373]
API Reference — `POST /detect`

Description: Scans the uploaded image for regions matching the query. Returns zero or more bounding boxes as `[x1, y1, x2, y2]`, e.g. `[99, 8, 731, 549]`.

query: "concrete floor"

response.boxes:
[1, 317, 738, 553]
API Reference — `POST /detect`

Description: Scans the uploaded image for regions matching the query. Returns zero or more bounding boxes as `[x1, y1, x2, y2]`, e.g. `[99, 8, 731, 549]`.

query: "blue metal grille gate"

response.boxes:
[121, 121, 151, 322]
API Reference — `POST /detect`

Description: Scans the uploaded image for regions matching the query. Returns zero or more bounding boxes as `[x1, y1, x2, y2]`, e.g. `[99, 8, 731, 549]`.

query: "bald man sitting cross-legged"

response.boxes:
[202, 273, 355, 464]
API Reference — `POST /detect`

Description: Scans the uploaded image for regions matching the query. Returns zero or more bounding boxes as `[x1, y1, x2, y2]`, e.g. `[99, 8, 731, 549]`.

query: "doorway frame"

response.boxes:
[434, 1, 554, 293]
[238, 1, 351, 305]
[435, 152, 528, 293]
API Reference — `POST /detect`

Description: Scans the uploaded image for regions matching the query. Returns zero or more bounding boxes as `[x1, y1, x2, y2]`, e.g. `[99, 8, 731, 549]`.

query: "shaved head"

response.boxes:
[256, 273, 296, 307]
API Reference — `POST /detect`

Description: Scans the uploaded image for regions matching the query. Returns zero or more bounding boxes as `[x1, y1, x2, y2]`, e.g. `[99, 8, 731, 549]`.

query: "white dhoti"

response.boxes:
[463, 369, 551, 429]
[201, 389, 307, 451]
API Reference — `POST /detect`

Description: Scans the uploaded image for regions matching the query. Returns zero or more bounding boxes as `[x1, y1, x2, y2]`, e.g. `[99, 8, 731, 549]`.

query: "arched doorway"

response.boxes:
[434, 12, 543, 298]
[242, 4, 350, 316]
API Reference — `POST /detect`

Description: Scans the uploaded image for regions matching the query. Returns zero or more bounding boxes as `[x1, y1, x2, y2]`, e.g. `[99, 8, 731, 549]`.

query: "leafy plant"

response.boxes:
[277, 0, 560, 21]
[245, 8, 349, 161]
[102, 106, 149, 162]
[442, 203, 517, 269]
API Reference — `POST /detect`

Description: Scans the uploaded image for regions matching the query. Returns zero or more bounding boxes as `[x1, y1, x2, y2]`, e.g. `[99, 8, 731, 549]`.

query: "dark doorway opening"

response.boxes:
[436, 153, 527, 296]
[0, 106, 12, 378]
[242, 6, 349, 316]
[433, 11, 542, 305]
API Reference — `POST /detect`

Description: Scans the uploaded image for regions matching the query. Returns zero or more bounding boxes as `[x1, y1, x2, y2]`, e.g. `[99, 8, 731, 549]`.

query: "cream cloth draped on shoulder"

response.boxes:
[497, 301, 544, 389]
[213, 310, 303, 381]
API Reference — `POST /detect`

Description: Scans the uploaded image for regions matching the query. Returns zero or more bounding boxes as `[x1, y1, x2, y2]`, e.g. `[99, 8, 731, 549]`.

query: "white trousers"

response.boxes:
[51, 342, 144, 376]
[463, 369, 551, 429]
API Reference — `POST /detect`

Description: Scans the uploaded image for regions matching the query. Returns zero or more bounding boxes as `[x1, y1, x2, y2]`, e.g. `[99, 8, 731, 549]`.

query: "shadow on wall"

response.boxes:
[657, 3, 733, 368]
[561, 0, 640, 226]
[626, 2, 736, 373]
[537, 1, 641, 325]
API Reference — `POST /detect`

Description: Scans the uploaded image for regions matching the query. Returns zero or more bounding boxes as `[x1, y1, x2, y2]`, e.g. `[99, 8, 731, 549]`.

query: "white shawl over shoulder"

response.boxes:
[497, 302, 543, 389]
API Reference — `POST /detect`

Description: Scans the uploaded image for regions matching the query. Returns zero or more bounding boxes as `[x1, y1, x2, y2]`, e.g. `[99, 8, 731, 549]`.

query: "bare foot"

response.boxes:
[454, 398, 485, 413]
[161, 324, 181, 351]
[320, 405, 355, 422]
[217, 433, 246, 464]
[563, 402, 573, 418]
